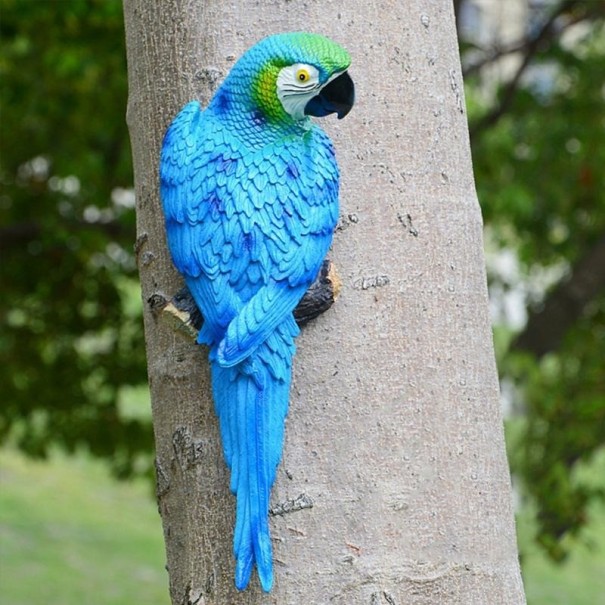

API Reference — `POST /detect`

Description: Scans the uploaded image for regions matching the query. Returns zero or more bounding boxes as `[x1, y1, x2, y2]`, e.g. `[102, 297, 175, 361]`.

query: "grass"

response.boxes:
[520, 506, 605, 605]
[0, 448, 169, 605]
[517, 450, 605, 605]
[1, 446, 604, 604]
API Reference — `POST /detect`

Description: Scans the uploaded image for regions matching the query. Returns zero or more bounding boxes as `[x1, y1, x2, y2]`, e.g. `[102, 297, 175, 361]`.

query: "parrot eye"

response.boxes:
[296, 68, 310, 83]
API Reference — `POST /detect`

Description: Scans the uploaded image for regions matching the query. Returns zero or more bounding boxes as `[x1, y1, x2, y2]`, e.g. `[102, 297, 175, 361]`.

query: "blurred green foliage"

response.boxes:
[0, 0, 151, 477]
[1, 0, 603, 565]
[471, 29, 605, 266]
[462, 3, 605, 560]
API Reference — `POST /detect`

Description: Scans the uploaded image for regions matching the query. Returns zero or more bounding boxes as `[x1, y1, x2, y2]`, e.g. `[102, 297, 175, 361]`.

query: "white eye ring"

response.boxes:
[276, 64, 320, 119]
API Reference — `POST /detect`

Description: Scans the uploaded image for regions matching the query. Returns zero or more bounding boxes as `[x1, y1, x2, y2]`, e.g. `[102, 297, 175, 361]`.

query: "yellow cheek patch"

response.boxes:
[252, 65, 288, 122]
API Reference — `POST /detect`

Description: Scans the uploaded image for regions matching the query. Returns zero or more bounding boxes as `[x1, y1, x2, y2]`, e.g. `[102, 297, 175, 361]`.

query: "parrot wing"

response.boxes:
[160, 100, 245, 340]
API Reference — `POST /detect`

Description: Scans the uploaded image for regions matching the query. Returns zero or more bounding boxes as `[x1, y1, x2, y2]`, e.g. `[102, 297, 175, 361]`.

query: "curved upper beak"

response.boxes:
[304, 71, 355, 120]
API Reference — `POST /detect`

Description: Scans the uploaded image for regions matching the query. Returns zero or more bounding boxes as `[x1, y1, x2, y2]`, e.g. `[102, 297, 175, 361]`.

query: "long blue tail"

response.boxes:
[210, 318, 297, 592]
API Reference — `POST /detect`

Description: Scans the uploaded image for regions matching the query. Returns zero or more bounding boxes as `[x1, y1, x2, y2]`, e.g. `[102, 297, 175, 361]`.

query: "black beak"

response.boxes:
[304, 71, 355, 120]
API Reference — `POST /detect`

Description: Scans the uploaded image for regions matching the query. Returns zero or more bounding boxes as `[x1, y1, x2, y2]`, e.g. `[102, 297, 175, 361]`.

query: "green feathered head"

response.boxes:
[211, 32, 354, 124]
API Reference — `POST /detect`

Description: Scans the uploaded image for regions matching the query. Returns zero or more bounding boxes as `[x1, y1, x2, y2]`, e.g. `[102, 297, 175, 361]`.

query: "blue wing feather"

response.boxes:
[160, 99, 339, 592]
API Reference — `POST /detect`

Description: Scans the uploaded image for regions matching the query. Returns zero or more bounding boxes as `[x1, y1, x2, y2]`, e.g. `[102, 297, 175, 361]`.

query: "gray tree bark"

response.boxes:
[123, 1, 526, 603]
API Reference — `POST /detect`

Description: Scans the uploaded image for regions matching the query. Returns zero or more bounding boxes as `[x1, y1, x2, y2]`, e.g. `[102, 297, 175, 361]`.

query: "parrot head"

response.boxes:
[210, 32, 354, 126]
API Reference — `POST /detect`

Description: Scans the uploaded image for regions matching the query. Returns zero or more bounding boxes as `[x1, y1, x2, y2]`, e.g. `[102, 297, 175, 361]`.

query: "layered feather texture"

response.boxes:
[159, 32, 347, 592]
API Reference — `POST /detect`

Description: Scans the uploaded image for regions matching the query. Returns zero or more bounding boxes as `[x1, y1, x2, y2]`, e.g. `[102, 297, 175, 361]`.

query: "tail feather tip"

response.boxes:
[234, 553, 274, 593]
[234, 551, 253, 592]
[258, 563, 274, 593]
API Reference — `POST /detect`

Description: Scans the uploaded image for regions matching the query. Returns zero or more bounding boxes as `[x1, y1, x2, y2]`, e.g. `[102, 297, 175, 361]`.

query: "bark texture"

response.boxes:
[123, 1, 526, 603]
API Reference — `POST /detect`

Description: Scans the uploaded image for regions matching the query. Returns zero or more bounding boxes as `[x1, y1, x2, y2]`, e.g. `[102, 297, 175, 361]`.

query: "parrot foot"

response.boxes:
[151, 259, 341, 340]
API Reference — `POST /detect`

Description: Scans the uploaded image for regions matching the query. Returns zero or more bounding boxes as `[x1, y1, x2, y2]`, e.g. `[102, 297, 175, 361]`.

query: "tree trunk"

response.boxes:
[123, 1, 526, 603]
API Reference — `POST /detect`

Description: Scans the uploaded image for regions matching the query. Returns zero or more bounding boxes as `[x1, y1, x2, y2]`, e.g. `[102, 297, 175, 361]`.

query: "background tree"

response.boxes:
[455, 0, 605, 561]
[123, 0, 524, 603]
[0, 0, 150, 476]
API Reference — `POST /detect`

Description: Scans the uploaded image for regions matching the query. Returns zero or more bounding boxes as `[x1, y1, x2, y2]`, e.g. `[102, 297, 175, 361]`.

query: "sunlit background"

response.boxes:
[1, 1, 604, 603]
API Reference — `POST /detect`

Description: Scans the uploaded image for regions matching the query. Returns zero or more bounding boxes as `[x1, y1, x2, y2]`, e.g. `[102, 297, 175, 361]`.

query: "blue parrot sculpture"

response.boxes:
[159, 32, 354, 592]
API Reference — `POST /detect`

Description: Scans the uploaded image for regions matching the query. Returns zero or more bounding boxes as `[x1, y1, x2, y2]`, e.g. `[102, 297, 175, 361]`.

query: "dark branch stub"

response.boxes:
[154, 259, 341, 340]
[293, 259, 341, 325]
